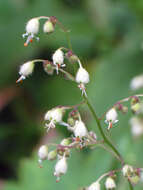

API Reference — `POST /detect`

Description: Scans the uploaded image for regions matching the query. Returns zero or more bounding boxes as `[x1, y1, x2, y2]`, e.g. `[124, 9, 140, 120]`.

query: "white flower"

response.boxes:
[130, 74, 143, 90]
[71, 120, 88, 138]
[105, 108, 118, 130]
[38, 145, 48, 162]
[88, 181, 101, 190]
[44, 107, 65, 131]
[54, 156, 68, 181]
[76, 61, 89, 96]
[23, 18, 40, 46]
[105, 177, 116, 189]
[130, 117, 143, 137]
[43, 20, 54, 33]
[122, 165, 134, 177]
[76, 66, 89, 84]
[52, 49, 65, 74]
[16, 61, 34, 83]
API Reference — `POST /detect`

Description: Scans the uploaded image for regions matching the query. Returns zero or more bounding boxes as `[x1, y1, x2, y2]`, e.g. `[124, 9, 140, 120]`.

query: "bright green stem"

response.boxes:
[83, 94, 124, 165]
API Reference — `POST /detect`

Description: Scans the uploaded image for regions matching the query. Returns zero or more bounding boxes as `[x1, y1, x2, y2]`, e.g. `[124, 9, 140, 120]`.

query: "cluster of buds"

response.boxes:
[105, 108, 118, 130]
[23, 16, 57, 46]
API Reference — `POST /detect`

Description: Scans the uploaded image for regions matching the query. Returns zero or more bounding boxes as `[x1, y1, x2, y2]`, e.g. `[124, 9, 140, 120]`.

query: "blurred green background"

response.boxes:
[1, 0, 143, 189]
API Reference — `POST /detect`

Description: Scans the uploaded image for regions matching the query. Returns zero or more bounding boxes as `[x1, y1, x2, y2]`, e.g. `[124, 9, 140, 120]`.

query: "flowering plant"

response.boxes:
[16, 16, 143, 189]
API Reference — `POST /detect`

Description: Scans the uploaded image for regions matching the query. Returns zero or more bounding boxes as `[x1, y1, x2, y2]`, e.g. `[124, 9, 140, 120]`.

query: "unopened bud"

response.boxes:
[38, 145, 48, 160]
[129, 175, 140, 185]
[67, 117, 75, 126]
[66, 51, 78, 64]
[131, 103, 141, 114]
[60, 139, 71, 146]
[105, 177, 116, 189]
[43, 60, 54, 75]
[48, 150, 57, 161]
[43, 20, 55, 33]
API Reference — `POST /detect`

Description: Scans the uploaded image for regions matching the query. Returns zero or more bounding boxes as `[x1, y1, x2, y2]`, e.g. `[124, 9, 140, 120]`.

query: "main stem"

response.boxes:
[83, 94, 124, 165]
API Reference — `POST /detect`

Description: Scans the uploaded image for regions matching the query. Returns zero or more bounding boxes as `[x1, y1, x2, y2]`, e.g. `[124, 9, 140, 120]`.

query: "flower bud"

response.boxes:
[43, 60, 54, 75]
[105, 177, 116, 189]
[130, 117, 143, 138]
[54, 156, 68, 181]
[130, 74, 143, 90]
[38, 145, 48, 160]
[16, 61, 35, 83]
[122, 165, 134, 177]
[43, 20, 55, 33]
[44, 107, 65, 132]
[105, 108, 118, 130]
[66, 50, 78, 64]
[73, 120, 88, 138]
[60, 139, 71, 146]
[76, 66, 89, 84]
[26, 18, 39, 35]
[131, 103, 141, 114]
[88, 181, 100, 190]
[67, 117, 75, 126]
[129, 175, 140, 185]
[48, 150, 57, 161]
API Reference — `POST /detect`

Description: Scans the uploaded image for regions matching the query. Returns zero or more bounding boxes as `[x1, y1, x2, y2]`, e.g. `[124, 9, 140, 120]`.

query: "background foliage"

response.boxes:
[1, 0, 143, 189]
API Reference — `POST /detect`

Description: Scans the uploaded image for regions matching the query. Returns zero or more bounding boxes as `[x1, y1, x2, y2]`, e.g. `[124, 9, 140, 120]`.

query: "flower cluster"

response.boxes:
[16, 15, 143, 189]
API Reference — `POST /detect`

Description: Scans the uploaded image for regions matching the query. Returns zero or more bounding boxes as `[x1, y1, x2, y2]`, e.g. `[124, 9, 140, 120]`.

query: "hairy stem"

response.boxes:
[83, 94, 124, 165]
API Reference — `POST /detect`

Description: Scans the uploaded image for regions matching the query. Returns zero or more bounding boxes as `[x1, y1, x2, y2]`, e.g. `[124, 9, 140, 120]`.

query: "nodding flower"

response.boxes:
[44, 107, 65, 132]
[16, 61, 35, 83]
[38, 145, 48, 164]
[54, 156, 68, 182]
[105, 177, 116, 189]
[105, 108, 118, 130]
[76, 60, 89, 96]
[52, 49, 65, 74]
[22, 18, 40, 46]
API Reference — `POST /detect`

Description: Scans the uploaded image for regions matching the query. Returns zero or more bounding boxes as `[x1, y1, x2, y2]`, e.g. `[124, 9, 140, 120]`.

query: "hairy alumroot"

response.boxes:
[105, 108, 118, 130]
[52, 49, 65, 74]
[105, 177, 116, 189]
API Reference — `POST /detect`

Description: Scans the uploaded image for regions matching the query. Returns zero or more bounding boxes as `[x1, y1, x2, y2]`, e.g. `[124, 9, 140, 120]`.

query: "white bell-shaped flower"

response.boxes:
[130, 74, 143, 90]
[38, 145, 48, 162]
[54, 156, 68, 181]
[16, 61, 35, 83]
[105, 108, 118, 130]
[122, 164, 134, 177]
[76, 66, 89, 84]
[23, 18, 40, 46]
[105, 177, 116, 189]
[73, 120, 88, 138]
[76, 61, 89, 96]
[44, 107, 65, 131]
[88, 181, 101, 190]
[52, 49, 65, 74]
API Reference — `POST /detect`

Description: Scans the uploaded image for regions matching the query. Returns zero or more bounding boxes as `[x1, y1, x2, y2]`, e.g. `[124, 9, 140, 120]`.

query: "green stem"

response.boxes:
[83, 94, 124, 165]
[128, 180, 133, 190]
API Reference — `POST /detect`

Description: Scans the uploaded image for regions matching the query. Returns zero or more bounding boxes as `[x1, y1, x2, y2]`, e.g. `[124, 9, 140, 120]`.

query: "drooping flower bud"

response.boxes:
[52, 49, 65, 74]
[44, 107, 65, 132]
[38, 145, 48, 163]
[43, 20, 55, 33]
[43, 60, 54, 75]
[105, 108, 118, 130]
[23, 18, 40, 46]
[122, 165, 134, 177]
[54, 156, 68, 181]
[60, 138, 71, 146]
[130, 117, 143, 138]
[48, 150, 57, 161]
[105, 177, 116, 189]
[73, 120, 88, 138]
[16, 61, 35, 83]
[130, 74, 143, 90]
[88, 181, 101, 190]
